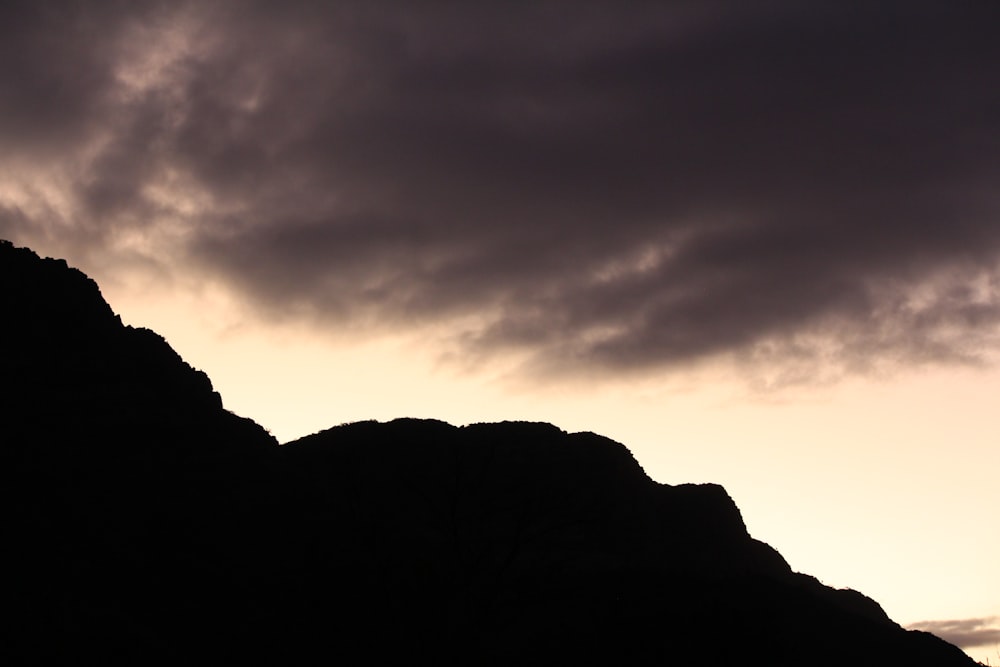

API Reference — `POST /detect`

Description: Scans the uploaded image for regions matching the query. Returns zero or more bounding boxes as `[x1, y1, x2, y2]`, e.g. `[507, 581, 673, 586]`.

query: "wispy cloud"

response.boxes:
[908, 617, 1000, 650]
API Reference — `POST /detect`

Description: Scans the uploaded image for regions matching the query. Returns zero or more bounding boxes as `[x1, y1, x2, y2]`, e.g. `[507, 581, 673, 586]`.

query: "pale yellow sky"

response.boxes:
[4, 3, 999, 661]
[100, 269, 1000, 663]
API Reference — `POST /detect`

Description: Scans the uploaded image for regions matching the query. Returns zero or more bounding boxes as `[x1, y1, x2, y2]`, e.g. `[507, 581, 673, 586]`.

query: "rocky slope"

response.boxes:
[0, 240, 976, 665]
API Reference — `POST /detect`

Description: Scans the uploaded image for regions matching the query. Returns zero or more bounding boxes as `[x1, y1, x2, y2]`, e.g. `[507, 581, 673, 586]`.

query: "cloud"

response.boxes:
[908, 617, 1000, 650]
[2, 1, 1000, 381]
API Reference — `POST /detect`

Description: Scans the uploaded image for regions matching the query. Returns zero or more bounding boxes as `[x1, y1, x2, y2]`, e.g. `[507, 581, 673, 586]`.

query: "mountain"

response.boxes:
[0, 239, 976, 665]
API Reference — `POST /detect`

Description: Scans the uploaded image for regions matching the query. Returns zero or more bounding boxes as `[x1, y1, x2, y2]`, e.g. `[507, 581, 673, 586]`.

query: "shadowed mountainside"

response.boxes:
[0, 240, 977, 665]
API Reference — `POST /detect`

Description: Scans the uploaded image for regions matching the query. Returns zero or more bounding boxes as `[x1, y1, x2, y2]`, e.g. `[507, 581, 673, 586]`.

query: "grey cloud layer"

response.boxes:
[908, 617, 1000, 650]
[3, 1, 1000, 377]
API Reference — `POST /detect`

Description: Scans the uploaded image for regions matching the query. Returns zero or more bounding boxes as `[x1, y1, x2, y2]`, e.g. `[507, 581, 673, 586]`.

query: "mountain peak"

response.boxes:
[0, 240, 975, 665]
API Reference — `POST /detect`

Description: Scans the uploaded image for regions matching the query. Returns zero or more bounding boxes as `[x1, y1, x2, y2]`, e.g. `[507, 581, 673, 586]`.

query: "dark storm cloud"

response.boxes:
[908, 617, 1000, 650]
[3, 1, 1000, 378]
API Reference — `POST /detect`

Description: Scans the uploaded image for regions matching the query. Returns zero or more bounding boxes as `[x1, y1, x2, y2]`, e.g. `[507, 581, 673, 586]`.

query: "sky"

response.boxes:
[1, 0, 998, 660]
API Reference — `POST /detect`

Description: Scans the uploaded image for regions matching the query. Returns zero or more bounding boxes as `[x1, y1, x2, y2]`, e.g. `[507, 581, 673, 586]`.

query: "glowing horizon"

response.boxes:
[3, 2, 999, 660]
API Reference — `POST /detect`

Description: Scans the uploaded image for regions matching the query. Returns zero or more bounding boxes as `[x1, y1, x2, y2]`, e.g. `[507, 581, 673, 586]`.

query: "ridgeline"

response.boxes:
[0, 240, 975, 665]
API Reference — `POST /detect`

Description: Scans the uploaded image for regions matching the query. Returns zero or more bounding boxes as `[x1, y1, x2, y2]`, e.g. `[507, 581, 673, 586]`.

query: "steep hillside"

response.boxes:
[0, 240, 975, 665]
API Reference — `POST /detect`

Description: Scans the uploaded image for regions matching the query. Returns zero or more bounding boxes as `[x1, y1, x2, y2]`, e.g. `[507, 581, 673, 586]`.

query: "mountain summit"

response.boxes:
[0, 240, 976, 665]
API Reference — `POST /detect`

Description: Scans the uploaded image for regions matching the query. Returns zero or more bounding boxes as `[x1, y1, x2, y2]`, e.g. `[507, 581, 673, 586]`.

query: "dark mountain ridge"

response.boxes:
[0, 239, 976, 665]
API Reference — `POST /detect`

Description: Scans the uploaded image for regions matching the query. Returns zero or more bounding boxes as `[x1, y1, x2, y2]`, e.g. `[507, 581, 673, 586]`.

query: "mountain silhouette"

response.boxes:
[0, 239, 976, 665]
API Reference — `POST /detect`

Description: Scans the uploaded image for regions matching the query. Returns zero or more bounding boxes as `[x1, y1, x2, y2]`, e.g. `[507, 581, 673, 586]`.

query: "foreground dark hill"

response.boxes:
[0, 240, 976, 665]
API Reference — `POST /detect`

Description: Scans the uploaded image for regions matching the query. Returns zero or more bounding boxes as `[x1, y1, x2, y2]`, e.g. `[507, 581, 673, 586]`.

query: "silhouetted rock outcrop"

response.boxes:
[0, 240, 976, 665]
